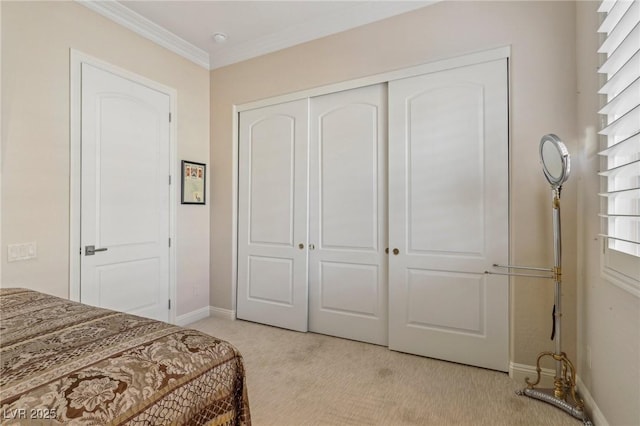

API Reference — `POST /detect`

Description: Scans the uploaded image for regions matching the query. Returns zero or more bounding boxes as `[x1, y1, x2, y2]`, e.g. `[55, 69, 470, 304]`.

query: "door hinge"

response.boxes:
[169, 175, 172, 185]
[169, 113, 172, 123]
[168, 238, 172, 247]
[168, 299, 171, 310]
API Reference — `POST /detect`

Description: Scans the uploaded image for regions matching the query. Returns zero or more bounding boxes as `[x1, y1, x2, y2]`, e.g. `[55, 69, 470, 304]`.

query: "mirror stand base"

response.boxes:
[516, 351, 592, 425]
[517, 387, 592, 425]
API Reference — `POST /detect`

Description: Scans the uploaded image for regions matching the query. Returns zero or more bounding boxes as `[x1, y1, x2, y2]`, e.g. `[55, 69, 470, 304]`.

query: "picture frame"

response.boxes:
[181, 160, 206, 205]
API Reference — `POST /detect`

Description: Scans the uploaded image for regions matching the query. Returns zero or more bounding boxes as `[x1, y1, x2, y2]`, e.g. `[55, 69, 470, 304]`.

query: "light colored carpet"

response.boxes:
[190, 317, 582, 426]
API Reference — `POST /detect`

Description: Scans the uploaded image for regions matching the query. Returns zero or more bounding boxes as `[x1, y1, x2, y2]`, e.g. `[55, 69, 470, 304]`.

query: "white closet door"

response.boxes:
[237, 99, 309, 332]
[388, 59, 509, 371]
[308, 84, 388, 345]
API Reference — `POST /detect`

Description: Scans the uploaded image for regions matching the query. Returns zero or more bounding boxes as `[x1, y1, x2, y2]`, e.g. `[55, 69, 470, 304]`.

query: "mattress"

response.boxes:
[0, 288, 250, 425]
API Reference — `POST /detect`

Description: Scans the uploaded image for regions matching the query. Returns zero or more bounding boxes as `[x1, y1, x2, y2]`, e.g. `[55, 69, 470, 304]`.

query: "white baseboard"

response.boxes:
[577, 375, 608, 426]
[174, 306, 210, 326]
[509, 361, 556, 388]
[210, 306, 236, 320]
[173, 306, 236, 326]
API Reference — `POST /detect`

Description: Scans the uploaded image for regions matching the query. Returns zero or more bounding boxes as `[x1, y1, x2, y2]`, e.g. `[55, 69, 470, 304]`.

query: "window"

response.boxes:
[597, 0, 640, 294]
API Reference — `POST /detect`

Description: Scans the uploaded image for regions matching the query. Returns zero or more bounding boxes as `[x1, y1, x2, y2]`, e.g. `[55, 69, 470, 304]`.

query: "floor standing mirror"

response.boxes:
[488, 134, 592, 425]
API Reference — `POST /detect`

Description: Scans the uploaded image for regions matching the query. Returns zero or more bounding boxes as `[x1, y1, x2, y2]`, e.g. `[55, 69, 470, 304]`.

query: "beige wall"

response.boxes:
[1, 1, 211, 317]
[576, 2, 640, 425]
[2, 1, 636, 423]
[211, 1, 578, 368]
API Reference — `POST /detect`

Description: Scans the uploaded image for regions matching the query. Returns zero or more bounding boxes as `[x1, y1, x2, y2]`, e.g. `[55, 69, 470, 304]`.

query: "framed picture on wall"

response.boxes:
[181, 160, 206, 205]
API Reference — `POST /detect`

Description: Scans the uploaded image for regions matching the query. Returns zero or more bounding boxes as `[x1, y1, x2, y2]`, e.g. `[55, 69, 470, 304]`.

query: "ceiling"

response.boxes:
[81, 1, 436, 70]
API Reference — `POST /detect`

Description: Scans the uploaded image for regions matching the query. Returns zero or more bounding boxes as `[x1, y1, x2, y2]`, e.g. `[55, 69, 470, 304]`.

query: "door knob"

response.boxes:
[309, 244, 315, 250]
[298, 243, 305, 249]
[85, 245, 108, 256]
[393, 248, 399, 255]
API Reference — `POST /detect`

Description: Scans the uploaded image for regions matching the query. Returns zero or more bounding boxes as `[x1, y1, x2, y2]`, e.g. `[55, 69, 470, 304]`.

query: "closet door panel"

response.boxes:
[248, 116, 296, 246]
[309, 84, 388, 345]
[407, 85, 485, 255]
[237, 99, 309, 332]
[319, 103, 378, 250]
[319, 262, 379, 316]
[247, 256, 294, 305]
[388, 59, 509, 371]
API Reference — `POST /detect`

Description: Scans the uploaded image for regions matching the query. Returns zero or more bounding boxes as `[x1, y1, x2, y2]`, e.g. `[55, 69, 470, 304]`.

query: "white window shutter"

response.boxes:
[597, 0, 640, 290]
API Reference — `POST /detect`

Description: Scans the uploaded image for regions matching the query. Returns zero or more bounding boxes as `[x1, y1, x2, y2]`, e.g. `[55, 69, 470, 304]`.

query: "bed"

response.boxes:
[0, 288, 250, 425]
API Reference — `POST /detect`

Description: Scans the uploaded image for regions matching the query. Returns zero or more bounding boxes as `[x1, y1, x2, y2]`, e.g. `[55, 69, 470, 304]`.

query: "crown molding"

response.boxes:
[77, 0, 210, 69]
[77, 1, 438, 71]
[209, 1, 438, 69]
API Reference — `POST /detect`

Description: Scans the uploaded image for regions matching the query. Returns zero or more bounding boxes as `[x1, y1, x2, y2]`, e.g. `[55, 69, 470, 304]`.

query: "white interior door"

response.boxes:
[308, 84, 388, 345]
[237, 99, 309, 332]
[388, 59, 509, 371]
[81, 63, 170, 322]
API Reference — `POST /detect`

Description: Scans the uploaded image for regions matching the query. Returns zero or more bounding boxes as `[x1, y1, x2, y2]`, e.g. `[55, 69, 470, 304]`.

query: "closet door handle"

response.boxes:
[392, 248, 400, 255]
[309, 244, 315, 250]
[298, 243, 305, 250]
[385, 248, 389, 254]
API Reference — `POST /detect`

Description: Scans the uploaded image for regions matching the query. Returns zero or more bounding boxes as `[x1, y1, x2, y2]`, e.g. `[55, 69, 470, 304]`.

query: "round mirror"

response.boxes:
[539, 134, 570, 188]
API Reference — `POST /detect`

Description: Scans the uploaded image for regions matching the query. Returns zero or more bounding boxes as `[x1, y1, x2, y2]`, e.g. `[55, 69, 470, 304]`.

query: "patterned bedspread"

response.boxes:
[0, 288, 250, 425]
